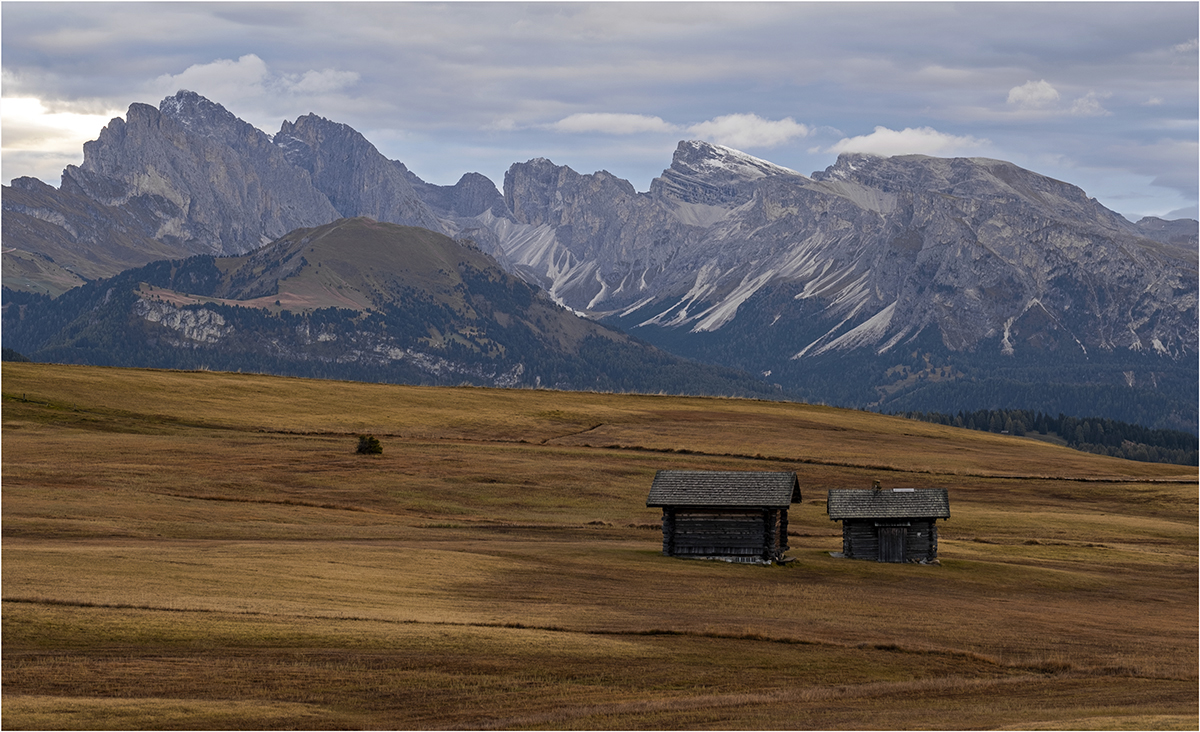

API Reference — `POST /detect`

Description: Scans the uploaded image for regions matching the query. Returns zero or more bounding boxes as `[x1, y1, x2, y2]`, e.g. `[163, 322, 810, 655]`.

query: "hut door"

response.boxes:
[878, 527, 905, 563]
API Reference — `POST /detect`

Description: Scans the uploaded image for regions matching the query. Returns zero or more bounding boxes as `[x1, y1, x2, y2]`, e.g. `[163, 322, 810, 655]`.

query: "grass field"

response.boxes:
[2, 361, 1196, 729]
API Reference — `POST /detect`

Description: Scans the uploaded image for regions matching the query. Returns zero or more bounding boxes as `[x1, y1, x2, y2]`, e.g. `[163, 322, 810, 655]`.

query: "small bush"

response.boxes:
[356, 435, 382, 455]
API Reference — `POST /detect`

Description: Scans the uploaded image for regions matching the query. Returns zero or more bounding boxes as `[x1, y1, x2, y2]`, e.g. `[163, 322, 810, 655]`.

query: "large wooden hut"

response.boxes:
[646, 470, 801, 563]
[827, 486, 950, 563]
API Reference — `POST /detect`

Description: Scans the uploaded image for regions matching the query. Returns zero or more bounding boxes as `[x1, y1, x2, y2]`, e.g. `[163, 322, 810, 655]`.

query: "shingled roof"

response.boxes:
[827, 488, 950, 520]
[646, 470, 801, 508]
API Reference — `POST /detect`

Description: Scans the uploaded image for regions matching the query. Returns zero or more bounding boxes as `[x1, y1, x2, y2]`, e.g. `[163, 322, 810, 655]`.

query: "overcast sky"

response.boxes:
[3, 2, 1197, 220]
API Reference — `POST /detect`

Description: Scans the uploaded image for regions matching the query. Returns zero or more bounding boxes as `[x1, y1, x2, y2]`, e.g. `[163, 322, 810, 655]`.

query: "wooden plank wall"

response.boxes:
[842, 519, 938, 562]
[904, 520, 937, 561]
[666, 508, 781, 558]
[843, 521, 878, 560]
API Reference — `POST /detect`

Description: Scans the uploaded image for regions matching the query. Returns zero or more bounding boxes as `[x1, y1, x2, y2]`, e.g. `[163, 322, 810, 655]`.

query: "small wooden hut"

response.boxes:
[826, 486, 950, 563]
[646, 470, 801, 563]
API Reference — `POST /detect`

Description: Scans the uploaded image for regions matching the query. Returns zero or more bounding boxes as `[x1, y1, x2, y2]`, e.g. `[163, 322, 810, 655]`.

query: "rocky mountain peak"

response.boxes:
[269, 111, 444, 232]
[273, 113, 358, 173]
[812, 152, 883, 180]
[276, 113, 356, 144]
[502, 157, 640, 232]
[649, 140, 802, 207]
[157, 90, 253, 138]
[1132, 216, 1199, 248]
[674, 140, 801, 179]
[814, 152, 1131, 231]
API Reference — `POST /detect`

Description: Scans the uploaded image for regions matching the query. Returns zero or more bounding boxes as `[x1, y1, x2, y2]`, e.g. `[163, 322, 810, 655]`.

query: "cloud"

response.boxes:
[143, 55, 361, 131]
[0, 96, 128, 185]
[1124, 138, 1199, 198]
[685, 114, 809, 148]
[826, 126, 989, 157]
[149, 54, 360, 99]
[1007, 80, 1060, 109]
[1068, 91, 1111, 117]
[546, 112, 809, 150]
[285, 69, 361, 95]
[147, 54, 273, 101]
[1165, 204, 1199, 220]
[1, 3, 1193, 214]
[551, 112, 678, 135]
[1, 97, 121, 148]
[1004, 79, 1110, 117]
[486, 118, 520, 132]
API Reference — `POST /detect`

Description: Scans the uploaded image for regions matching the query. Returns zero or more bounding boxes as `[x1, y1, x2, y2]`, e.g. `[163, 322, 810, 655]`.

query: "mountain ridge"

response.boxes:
[2, 90, 1195, 430]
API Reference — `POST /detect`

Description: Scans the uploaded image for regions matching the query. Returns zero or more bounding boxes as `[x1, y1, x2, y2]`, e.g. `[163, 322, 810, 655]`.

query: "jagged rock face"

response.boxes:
[498, 157, 705, 309]
[479, 143, 1197, 365]
[469, 141, 1197, 427]
[2, 91, 500, 286]
[1, 175, 181, 294]
[274, 114, 444, 232]
[77, 91, 339, 254]
[794, 153, 1197, 360]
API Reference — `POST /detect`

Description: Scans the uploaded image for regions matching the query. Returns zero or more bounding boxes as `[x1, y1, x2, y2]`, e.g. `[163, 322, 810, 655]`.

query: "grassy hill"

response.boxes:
[3, 218, 782, 398]
[2, 362, 1196, 729]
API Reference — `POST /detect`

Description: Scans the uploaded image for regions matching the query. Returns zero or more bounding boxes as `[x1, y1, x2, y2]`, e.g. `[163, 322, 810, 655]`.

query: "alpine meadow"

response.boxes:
[2, 362, 1196, 729]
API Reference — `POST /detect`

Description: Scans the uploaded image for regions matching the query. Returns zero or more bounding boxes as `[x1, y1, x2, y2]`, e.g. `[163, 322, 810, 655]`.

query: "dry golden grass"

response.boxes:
[2, 362, 1196, 729]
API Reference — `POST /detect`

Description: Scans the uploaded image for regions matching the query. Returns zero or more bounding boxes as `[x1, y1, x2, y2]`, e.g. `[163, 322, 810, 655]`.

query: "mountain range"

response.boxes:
[3, 90, 1196, 431]
[2, 216, 779, 398]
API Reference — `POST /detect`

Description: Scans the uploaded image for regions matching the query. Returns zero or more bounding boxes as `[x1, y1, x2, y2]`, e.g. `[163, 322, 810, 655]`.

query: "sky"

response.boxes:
[2, 2, 1197, 221]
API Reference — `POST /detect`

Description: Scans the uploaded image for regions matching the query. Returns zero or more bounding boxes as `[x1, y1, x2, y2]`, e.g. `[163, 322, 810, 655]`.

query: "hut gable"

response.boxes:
[827, 487, 950, 564]
[647, 470, 801, 564]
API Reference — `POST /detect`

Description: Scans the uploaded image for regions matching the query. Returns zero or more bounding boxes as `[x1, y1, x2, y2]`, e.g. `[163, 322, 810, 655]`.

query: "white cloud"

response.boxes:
[486, 118, 519, 132]
[147, 54, 357, 108]
[1, 96, 126, 182]
[826, 126, 989, 157]
[1007, 80, 1060, 109]
[1069, 91, 1111, 117]
[546, 112, 809, 150]
[284, 69, 361, 95]
[551, 112, 678, 135]
[685, 113, 809, 148]
[148, 54, 273, 101]
[1, 97, 122, 148]
[130, 54, 367, 137]
[1004, 80, 1110, 117]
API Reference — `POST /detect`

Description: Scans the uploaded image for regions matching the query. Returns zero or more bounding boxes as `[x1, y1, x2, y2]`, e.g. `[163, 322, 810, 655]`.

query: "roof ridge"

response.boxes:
[647, 470, 801, 508]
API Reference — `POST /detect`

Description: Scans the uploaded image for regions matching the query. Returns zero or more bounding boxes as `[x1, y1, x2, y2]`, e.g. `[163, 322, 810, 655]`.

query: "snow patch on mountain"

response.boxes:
[684, 141, 802, 179]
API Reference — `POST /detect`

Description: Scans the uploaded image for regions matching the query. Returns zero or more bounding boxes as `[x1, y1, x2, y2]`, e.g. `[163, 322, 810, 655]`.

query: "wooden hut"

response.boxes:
[826, 486, 950, 563]
[646, 470, 801, 563]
